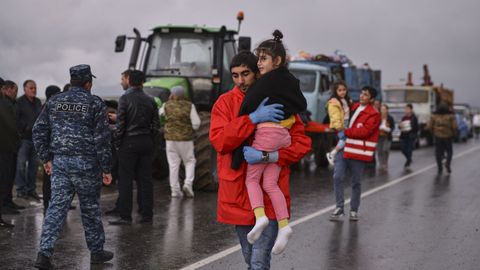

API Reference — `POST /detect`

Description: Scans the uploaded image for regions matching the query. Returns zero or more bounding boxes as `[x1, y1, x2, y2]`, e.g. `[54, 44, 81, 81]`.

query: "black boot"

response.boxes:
[445, 164, 452, 174]
[91, 250, 114, 264]
[104, 208, 120, 216]
[34, 253, 54, 270]
[108, 217, 132, 225]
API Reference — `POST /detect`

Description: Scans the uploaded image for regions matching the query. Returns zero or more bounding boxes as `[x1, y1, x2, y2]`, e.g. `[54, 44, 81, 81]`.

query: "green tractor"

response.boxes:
[114, 13, 251, 190]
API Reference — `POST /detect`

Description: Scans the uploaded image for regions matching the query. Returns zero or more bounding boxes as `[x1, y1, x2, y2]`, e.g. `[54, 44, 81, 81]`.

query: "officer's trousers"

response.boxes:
[118, 135, 154, 220]
[39, 155, 105, 257]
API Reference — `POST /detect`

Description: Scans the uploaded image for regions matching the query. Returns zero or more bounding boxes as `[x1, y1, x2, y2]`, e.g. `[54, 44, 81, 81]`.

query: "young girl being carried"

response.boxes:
[326, 81, 352, 165]
[233, 30, 307, 255]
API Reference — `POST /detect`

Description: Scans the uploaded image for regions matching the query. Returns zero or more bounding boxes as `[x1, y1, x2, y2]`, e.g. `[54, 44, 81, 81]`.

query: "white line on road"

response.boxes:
[180, 145, 480, 270]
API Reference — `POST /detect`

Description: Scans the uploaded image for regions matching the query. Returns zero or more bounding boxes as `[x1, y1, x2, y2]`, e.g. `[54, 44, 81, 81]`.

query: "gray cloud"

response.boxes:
[1, 0, 479, 105]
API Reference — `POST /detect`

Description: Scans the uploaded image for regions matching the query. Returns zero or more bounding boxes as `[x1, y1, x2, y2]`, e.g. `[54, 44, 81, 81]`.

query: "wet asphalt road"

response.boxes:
[1, 140, 480, 270]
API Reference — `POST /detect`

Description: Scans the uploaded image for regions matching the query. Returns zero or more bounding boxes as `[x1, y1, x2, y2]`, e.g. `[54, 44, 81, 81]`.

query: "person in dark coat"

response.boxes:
[399, 103, 419, 168]
[40, 85, 61, 214]
[0, 79, 20, 227]
[15, 79, 42, 200]
[427, 103, 457, 174]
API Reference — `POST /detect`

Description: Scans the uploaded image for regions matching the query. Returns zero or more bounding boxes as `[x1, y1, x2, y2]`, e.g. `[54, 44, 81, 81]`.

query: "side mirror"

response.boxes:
[238, 36, 251, 52]
[115, 35, 126, 52]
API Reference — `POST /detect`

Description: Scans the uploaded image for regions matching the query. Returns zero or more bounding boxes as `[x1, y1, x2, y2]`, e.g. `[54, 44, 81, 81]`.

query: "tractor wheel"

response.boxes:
[152, 132, 169, 180]
[179, 112, 218, 191]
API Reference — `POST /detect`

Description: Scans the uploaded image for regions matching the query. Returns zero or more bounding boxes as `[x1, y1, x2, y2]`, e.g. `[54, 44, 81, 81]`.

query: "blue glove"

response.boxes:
[249, 98, 284, 124]
[243, 146, 263, 164]
[338, 130, 346, 140]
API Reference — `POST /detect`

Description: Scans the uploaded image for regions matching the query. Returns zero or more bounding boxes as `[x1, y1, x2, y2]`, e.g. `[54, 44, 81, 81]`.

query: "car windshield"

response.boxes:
[290, 69, 316, 93]
[146, 33, 214, 78]
[384, 89, 429, 103]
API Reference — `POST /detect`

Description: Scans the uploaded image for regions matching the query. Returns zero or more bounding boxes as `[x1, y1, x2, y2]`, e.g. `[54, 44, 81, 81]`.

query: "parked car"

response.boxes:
[455, 113, 469, 142]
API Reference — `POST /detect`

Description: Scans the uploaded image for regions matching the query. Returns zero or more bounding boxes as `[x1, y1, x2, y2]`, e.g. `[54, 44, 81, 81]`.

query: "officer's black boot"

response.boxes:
[91, 250, 114, 264]
[34, 252, 54, 270]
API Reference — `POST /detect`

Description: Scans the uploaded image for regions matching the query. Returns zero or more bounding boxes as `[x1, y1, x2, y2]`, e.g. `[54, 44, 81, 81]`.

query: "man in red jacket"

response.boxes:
[209, 51, 311, 269]
[329, 86, 380, 222]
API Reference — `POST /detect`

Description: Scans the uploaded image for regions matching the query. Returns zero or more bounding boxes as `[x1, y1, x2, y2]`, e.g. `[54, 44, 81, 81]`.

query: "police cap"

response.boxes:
[69, 64, 96, 80]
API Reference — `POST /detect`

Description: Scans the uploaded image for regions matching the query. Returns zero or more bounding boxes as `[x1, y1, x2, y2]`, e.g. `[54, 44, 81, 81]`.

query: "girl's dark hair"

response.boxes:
[330, 80, 351, 104]
[255, 30, 287, 67]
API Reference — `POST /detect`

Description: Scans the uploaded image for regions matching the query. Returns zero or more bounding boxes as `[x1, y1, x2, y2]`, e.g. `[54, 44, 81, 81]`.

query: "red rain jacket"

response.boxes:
[209, 86, 311, 225]
[344, 103, 380, 162]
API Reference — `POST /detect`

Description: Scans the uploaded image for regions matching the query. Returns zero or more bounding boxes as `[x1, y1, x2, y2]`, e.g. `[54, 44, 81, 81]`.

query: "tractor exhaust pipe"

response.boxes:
[128, 28, 142, 70]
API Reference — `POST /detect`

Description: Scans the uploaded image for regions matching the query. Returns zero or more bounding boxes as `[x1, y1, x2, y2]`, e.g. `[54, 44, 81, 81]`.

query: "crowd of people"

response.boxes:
[0, 29, 468, 270]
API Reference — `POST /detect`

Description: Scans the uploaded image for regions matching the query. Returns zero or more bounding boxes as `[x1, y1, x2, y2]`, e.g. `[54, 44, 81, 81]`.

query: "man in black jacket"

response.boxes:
[15, 79, 42, 200]
[0, 79, 20, 227]
[109, 70, 160, 225]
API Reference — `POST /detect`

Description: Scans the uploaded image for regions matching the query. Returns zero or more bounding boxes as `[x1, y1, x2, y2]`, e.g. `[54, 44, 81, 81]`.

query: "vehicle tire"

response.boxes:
[179, 112, 218, 191]
[314, 133, 331, 168]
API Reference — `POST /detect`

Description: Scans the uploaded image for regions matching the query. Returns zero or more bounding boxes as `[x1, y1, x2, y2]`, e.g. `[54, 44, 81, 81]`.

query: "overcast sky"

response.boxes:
[1, 0, 479, 105]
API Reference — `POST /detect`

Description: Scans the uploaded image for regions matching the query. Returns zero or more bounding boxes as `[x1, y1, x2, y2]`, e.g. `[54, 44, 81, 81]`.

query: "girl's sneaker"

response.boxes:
[247, 216, 269, 244]
[272, 225, 293, 255]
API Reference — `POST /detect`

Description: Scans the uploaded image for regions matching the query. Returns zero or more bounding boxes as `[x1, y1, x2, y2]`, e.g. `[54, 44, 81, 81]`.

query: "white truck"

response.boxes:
[383, 66, 454, 146]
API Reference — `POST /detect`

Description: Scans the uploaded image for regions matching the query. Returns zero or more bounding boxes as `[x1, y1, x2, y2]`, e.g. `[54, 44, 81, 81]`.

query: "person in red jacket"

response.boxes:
[209, 51, 311, 269]
[329, 86, 380, 221]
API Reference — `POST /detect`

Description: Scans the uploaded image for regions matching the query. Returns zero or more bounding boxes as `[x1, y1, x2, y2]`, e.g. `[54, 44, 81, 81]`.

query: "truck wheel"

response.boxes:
[179, 112, 218, 191]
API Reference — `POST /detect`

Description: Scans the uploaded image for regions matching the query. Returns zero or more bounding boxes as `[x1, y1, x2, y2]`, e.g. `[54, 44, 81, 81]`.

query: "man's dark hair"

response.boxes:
[63, 83, 71, 92]
[230, 51, 259, 74]
[121, 69, 131, 77]
[406, 103, 413, 109]
[3, 80, 17, 90]
[128, 70, 145, 86]
[23, 79, 35, 88]
[361, 86, 377, 100]
[0, 77, 4, 88]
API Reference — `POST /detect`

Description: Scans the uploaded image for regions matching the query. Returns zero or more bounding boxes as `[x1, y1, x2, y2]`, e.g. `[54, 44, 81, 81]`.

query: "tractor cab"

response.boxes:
[114, 13, 251, 190]
[115, 23, 250, 111]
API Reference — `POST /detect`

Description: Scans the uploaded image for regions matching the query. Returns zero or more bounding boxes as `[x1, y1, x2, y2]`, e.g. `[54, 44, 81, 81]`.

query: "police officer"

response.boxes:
[32, 64, 113, 269]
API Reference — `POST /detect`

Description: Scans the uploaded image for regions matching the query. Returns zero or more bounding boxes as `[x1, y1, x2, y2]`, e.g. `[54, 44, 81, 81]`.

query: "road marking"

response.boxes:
[180, 144, 480, 270]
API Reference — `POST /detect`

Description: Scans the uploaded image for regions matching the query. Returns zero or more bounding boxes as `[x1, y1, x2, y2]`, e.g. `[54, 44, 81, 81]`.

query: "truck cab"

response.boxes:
[383, 84, 454, 146]
[288, 57, 381, 167]
[288, 62, 331, 123]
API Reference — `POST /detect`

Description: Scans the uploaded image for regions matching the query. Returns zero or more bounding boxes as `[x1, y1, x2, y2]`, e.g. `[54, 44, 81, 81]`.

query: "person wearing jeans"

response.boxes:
[15, 79, 42, 200]
[209, 51, 311, 269]
[330, 86, 380, 221]
[236, 220, 278, 270]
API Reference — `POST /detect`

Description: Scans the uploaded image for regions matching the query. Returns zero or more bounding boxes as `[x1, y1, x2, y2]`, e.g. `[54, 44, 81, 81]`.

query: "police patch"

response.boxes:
[55, 102, 90, 113]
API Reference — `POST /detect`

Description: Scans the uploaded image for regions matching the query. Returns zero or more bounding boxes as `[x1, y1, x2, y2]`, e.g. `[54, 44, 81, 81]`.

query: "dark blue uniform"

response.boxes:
[32, 65, 111, 258]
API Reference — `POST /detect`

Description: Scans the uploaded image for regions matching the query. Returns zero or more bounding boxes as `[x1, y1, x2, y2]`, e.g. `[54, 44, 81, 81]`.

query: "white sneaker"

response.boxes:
[272, 225, 293, 255]
[326, 152, 335, 166]
[171, 189, 183, 198]
[182, 184, 195, 198]
[349, 211, 359, 221]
